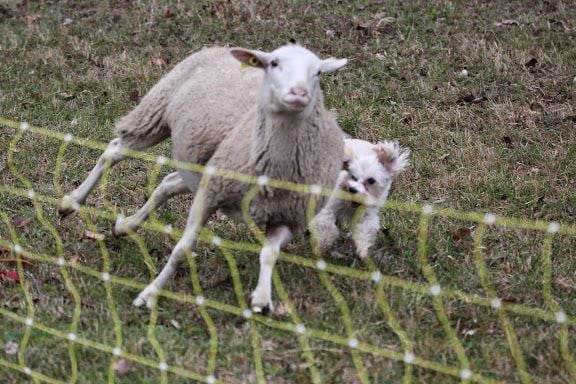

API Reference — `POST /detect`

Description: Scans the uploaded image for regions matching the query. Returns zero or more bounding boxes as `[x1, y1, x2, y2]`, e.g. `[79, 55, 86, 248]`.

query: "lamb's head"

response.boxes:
[230, 44, 347, 114]
[343, 140, 410, 207]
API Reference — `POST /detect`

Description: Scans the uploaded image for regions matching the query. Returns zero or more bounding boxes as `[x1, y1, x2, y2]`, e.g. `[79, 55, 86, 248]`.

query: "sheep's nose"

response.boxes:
[348, 187, 358, 194]
[290, 86, 308, 97]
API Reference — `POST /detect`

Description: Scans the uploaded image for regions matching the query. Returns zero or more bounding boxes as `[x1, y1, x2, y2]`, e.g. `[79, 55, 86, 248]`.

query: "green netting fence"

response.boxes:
[0, 117, 574, 383]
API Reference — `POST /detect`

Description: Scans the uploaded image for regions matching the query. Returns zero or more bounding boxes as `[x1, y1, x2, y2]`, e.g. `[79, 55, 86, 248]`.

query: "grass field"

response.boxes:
[1, 0, 575, 383]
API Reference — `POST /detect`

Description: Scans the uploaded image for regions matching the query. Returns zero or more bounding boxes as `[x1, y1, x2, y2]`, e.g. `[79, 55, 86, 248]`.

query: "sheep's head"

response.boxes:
[230, 44, 347, 114]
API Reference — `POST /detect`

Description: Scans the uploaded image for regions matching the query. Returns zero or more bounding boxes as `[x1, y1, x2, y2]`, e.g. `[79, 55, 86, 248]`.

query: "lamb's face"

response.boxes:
[342, 140, 410, 208]
[230, 44, 347, 114]
[344, 156, 393, 207]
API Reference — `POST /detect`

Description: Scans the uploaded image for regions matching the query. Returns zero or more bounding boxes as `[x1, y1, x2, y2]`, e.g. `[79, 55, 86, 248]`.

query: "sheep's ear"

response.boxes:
[230, 48, 270, 69]
[374, 141, 410, 176]
[319, 58, 347, 73]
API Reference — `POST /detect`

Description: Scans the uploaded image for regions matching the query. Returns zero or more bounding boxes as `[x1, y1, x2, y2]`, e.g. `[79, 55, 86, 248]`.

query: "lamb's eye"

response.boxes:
[367, 177, 376, 185]
[316, 70, 322, 76]
[350, 175, 357, 181]
[270, 59, 279, 68]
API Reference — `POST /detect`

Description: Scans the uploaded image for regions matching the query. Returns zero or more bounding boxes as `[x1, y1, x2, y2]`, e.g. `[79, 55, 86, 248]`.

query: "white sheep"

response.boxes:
[59, 43, 347, 312]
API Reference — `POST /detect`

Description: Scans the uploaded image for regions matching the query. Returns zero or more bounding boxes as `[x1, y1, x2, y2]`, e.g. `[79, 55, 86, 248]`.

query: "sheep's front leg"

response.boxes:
[114, 172, 190, 235]
[59, 138, 127, 217]
[352, 208, 380, 259]
[134, 186, 209, 309]
[251, 226, 292, 313]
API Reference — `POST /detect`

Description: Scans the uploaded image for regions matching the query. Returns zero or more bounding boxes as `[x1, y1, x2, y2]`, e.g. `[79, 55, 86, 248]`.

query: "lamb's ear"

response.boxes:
[342, 141, 354, 171]
[230, 48, 270, 69]
[374, 141, 410, 176]
[319, 58, 347, 73]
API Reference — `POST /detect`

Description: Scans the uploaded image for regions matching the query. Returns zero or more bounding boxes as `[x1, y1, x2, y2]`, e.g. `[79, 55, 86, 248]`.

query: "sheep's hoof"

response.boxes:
[58, 195, 79, 218]
[133, 285, 159, 309]
[356, 246, 371, 260]
[250, 291, 273, 315]
[112, 218, 133, 237]
[251, 304, 272, 315]
[58, 207, 75, 218]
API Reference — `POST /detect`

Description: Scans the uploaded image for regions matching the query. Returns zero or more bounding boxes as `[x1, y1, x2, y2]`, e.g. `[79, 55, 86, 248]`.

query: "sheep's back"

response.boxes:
[166, 47, 262, 165]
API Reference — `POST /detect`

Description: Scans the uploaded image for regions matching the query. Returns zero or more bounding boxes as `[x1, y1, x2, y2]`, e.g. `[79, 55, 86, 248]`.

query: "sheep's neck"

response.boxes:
[253, 102, 326, 183]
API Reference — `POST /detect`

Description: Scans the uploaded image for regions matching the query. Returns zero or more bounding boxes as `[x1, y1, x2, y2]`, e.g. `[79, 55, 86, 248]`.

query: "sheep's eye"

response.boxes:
[316, 70, 322, 76]
[270, 59, 279, 68]
[367, 177, 376, 185]
[350, 175, 357, 181]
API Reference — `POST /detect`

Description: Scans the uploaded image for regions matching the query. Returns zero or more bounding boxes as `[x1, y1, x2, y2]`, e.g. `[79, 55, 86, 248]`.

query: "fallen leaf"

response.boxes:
[163, 9, 176, 19]
[151, 57, 166, 66]
[0, 258, 32, 266]
[494, 19, 520, 27]
[13, 215, 32, 228]
[524, 57, 537, 67]
[262, 339, 276, 351]
[501, 296, 518, 304]
[25, 14, 42, 26]
[452, 227, 472, 242]
[85, 230, 105, 241]
[69, 255, 80, 267]
[273, 303, 289, 316]
[60, 92, 74, 100]
[530, 102, 545, 112]
[129, 90, 140, 102]
[437, 153, 450, 161]
[555, 277, 576, 290]
[502, 136, 514, 149]
[113, 358, 133, 376]
[170, 319, 181, 329]
[4, 341, 18, 355]
[0, 271, 20, 283]
[457, 93, 476, 104]
[355, 15, 399, 38]
[548, 18, 569, 32]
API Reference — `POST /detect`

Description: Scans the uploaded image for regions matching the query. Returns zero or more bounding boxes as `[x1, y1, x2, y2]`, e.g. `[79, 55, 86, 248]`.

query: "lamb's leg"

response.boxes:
[133, 180, 212, 309]
[114, 172, 189, 235]
[58, 138, 127, 216]
[251, 225, 292, 313]
[352, 208, 380, 259]
[311, 205, 340, 254]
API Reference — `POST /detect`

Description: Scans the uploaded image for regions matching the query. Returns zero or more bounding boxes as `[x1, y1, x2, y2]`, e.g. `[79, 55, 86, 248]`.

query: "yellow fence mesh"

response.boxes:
[1, 117, 575, 383]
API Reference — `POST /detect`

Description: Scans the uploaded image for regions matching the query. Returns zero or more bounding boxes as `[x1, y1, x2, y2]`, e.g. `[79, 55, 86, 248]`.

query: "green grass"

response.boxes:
[1, 0, 575, 383]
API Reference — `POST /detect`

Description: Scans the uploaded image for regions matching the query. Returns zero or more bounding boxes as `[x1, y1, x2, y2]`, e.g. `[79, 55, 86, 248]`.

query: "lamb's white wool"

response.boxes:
[60, 43, 347, 312]
[312, 139, 410, 259]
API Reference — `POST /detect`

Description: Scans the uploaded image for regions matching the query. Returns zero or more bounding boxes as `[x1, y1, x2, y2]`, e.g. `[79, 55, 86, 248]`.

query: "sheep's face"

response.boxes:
[342, 140, 410, 208]
[231, 44, 347, 114]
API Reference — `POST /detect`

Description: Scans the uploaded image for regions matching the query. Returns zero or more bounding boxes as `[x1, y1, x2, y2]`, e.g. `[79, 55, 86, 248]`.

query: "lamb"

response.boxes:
[59, 43, 347, 312]
[312, 139, 410, 259]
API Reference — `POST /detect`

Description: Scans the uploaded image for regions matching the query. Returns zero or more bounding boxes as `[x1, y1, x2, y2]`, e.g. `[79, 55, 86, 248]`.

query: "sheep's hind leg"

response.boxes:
[114, 172, 189, 235]
[58, 138, 127, 217]
[251, 226, 292, 313]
